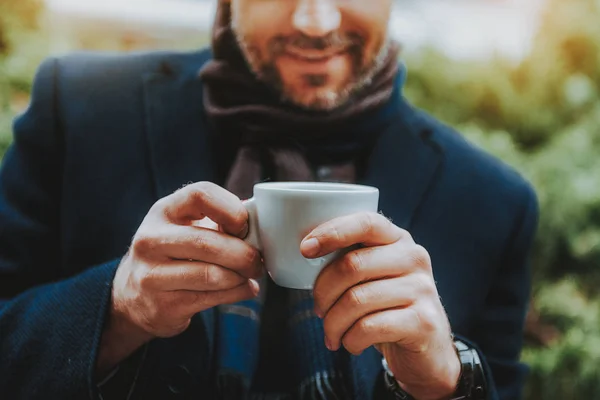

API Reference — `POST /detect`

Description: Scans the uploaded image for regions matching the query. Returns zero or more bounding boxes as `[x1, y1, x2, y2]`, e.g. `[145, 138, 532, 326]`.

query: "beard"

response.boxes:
[231, 19, 391, 111]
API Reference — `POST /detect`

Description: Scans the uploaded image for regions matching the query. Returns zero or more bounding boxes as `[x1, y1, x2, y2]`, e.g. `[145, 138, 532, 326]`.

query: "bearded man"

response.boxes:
[0, 0, 537, 399]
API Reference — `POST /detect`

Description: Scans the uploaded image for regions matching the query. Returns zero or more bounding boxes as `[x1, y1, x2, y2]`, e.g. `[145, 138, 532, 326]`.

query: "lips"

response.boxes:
[284, 47, 348, 62]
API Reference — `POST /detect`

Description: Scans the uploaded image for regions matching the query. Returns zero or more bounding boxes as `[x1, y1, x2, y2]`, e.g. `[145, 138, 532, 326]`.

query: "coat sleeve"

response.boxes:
[468, 182, 539, 400]
[0, 58, 124, 399]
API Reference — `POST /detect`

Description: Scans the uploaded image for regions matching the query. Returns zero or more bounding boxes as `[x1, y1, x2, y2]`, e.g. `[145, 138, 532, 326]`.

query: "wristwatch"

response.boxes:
[382, 339, 487, 400]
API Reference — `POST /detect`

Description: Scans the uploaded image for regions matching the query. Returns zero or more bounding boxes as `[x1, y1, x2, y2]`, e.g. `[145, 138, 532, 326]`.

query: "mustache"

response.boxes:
[270, 31, 365, 54]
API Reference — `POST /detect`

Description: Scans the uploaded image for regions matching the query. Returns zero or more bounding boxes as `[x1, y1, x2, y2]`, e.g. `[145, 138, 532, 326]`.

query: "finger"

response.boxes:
[313, 242, 432, 316]
[322, 276, 423, 351]
[179, 279, 260, 315]
[139, 261, 248, 292]
[161, 182, 248, 237]
[340, 308, 422, 356]
[133, 224, 264, 279]
[301, 212, 408, 258]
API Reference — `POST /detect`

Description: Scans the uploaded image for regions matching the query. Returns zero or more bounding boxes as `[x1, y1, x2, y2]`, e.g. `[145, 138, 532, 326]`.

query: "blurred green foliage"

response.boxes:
[0, 0, 41, 155]
[1, 0, 600, 398]
[0, 0, 41, 57]
[406, 0, 600, 397]
[0, 109, 11, 158]
[407, 0, 600, 289]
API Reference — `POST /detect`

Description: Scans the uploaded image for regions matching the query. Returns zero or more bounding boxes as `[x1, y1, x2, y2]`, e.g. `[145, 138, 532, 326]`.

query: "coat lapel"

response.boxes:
[142, 53, 217, 371]
[353, 99, 443, 399]
[361, 98, 443, 231]
[142, 55, 216, 200]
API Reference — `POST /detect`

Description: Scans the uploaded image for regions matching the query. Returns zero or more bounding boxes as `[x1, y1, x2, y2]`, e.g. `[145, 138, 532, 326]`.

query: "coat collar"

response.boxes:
[143, 51, 443, 231]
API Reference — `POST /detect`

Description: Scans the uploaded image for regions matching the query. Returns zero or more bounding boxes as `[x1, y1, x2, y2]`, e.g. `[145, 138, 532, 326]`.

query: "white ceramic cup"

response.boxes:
[243, 182, 379, 289]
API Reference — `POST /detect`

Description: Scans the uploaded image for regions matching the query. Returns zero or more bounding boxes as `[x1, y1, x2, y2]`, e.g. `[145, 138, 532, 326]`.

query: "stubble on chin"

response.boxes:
[231, 13, 392, 111]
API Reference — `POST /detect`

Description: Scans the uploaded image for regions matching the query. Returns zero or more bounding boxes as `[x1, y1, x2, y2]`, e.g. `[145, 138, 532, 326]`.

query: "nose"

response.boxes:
[292, 0, 342, 37]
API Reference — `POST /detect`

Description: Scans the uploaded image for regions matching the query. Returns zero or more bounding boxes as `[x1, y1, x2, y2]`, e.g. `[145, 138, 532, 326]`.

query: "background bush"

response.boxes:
[406, 1, 600, 397]
[1, 0, 599, 398]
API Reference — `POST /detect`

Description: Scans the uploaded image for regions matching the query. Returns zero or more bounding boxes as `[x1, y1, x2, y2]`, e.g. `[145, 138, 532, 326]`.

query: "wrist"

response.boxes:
[385, 350, 461, 400]
[96, 295, 153, 377]
[382, 339, 486, 400]
[434, 347, 462, 400]
[420, 349, 462, 400]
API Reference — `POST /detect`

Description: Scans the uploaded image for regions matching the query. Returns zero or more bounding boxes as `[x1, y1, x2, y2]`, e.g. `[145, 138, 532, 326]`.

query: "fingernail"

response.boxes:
[301, 238, 320, 257]
[249, 279, 260, 296]
[314, 306, 323, 319]
[325, 336, 333, 351]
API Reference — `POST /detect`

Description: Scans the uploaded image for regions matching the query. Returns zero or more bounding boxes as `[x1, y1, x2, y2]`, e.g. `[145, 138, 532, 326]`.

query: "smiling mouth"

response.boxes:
[284, 47, 348, 62]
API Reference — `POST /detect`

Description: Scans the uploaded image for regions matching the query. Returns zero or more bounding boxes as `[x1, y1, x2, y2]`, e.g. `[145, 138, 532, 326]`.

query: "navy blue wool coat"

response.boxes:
[0, 49, 538, 399]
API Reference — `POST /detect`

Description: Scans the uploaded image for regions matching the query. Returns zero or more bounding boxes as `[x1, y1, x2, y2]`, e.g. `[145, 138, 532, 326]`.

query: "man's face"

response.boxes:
[230, 0, 393, 110]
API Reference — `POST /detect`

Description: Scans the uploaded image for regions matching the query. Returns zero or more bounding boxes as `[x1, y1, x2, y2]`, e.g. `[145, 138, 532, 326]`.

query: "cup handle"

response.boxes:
[242, 198, 262, 251]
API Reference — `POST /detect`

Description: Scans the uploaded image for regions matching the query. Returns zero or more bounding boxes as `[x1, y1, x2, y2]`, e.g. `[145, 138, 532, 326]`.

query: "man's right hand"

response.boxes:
[97, 182, 263, 375]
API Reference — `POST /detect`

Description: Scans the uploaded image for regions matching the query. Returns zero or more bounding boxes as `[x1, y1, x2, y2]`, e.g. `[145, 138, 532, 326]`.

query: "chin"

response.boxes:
[282, 86, 349, 111]
[277, 72, 353, 110]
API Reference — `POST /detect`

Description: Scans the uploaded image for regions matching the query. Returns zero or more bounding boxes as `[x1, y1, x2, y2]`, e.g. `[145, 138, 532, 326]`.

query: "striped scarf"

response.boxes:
[216, 282, 353, 400]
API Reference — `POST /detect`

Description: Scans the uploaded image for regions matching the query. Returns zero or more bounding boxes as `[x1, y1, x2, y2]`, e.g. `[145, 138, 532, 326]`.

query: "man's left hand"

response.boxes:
[301, 212, 461, 400]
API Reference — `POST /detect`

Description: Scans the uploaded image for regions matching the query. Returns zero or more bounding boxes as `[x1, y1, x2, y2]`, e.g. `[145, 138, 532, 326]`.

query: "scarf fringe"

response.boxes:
[298, 371, 348, 400]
